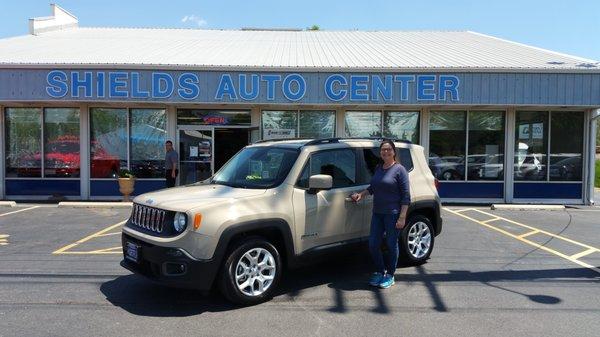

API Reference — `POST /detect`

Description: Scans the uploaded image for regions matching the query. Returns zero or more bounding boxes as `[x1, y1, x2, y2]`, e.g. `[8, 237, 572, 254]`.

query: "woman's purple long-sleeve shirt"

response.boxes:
[367, 163, 411, 214]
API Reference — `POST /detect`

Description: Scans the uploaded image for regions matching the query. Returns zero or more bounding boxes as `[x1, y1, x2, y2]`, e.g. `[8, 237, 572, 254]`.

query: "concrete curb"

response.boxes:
[58, 201, 132, 208]
[491, 204, 565, 211]
[0, 201, 17, 207]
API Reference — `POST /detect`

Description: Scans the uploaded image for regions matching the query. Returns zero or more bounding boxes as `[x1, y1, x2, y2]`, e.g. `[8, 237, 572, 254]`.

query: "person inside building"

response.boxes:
[165, 140, 179, 188]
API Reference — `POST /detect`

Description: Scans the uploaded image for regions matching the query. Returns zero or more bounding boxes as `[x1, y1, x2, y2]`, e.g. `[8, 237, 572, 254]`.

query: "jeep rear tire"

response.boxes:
[400, 215, 435, 265]
[218, 237, 282, 305]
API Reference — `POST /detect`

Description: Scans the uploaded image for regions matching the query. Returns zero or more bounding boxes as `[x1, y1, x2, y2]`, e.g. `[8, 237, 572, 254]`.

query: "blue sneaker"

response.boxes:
[379, 274, 395, 289]
[369, 272, 384, 287]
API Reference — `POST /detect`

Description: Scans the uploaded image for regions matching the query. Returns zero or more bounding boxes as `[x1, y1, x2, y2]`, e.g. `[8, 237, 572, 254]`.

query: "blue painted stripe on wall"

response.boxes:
[438, 182, 504, 199]
[1, 69, 600, 106]
[5, 179, 80, 196]
[514, 183, 582, 199]
[91, 180, 166, 196]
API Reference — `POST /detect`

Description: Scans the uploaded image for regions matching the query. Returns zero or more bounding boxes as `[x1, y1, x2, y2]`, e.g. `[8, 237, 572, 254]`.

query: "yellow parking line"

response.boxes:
[53, 221, 126, 255]
[0, 206, 39, 217]
[481, 217, 501, 224]
[518, 230, 540, 239]
[570, 248, 598, 260]
[444, 208, 600, 275]
[472, 209, 599, 251]
[449, 208, 474, 213]
[0, 234, 8, 246]
[95, 232, 122, 238]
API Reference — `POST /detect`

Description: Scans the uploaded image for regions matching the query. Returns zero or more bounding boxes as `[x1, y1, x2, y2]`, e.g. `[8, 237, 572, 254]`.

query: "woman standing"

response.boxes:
[351, 140, 411, 289]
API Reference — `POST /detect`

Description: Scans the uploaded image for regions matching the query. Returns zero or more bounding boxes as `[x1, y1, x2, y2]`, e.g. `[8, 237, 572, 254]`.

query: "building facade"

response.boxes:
[1, 5, 599, 203]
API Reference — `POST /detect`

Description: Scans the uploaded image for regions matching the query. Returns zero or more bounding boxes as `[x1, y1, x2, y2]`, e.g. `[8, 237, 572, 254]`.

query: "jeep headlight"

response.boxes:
[173, 212, 188, 233]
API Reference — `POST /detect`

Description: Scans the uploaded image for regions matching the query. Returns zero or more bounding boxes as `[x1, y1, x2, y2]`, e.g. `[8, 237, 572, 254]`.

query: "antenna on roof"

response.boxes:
[29, 4, 78, 35]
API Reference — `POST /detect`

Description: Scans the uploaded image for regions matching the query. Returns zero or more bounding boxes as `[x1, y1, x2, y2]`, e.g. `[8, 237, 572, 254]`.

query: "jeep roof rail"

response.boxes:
[339, 137, 412, 144]
[302, 138, 341, 146]
[253, 137, 312, 144]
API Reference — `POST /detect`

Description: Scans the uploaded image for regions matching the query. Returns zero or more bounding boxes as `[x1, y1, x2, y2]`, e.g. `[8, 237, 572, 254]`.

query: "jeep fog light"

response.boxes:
[173, 212, 187, 233]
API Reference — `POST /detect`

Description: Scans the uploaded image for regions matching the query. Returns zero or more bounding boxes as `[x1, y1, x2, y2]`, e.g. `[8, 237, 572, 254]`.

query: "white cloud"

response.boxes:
[181, 15, 207, 27]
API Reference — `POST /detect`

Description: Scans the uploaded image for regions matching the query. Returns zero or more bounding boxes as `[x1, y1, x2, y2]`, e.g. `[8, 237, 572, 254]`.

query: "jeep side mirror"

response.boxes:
[308, 174, 332, 194]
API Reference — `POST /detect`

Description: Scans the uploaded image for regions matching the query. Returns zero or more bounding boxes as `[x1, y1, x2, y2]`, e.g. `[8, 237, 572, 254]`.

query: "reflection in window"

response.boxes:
[177, 110, 251, 126]
[468, 111, 505, 181]
[384, 111, 419, 143]
[345, 111, 382, 137]
[515, 111, 548, 181]
[262, 111, 297, 139]
[360, 148, 413, 184]
[550, 112, 583, 181]
[429, 111, 466, 180]
[90, 108, 128, 178]
[299, 111, 335, 138]
[130, 109, 167, 178]
[44, 108, 80, 178]
[297, 149, 357, 188]
[5, 108, 42, 177]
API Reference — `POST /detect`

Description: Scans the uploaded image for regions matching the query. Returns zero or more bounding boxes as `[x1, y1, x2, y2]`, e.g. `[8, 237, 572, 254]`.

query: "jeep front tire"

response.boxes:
[218, 237, 282, 305]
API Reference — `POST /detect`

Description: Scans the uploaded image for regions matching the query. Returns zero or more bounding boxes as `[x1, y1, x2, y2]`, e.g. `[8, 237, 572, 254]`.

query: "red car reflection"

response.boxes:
[16, 136, 120, 178]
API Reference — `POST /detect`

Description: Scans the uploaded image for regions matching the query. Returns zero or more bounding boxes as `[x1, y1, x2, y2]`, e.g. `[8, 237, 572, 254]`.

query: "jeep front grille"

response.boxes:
[131, 204, 166, 233]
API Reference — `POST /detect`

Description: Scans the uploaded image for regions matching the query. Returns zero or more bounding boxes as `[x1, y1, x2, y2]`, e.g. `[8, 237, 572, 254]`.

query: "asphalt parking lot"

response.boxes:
[0, 204, 599, 337]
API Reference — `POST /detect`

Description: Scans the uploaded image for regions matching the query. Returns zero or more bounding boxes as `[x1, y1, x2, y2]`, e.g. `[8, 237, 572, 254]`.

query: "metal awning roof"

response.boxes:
[0, 28, 598, 73]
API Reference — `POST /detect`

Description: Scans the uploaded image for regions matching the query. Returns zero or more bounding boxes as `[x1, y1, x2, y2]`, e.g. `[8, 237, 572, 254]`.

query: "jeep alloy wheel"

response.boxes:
[219, 237, 281, 305]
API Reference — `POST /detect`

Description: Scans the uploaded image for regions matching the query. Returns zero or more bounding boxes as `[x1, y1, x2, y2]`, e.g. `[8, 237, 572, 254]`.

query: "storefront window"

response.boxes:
[5, 108, 42, 178]
[429, 111, 466, 180]
[515, 111, 548, 181]
[90, 108, 128, 178]
[130, 109, 167, 178]
[262, 111, 297, 139]
[299, 111, 335, 138]
[43, 108, 80, 178]
[383, 111, 420, 143]
[345, 111, 382, 137]
[177, 110, 251, 126]
[549, 112, 583, 181]
[468, 111, 505, 181]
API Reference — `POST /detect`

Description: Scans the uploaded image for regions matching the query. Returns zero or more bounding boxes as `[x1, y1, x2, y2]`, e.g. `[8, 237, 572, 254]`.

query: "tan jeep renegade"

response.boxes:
[121, 138, 442, 304]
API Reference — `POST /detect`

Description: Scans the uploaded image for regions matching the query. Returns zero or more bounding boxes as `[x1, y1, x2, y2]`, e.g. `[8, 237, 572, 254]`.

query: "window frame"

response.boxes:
[4, 107, 81, 180]
[294, 148, 361, 190]
[344, 110, 421, 143]
[261, 109, 336, 140]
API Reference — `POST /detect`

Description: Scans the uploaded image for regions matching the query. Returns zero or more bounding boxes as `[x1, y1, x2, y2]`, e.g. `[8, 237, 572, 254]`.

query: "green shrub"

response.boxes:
[118, 169, 135, 179]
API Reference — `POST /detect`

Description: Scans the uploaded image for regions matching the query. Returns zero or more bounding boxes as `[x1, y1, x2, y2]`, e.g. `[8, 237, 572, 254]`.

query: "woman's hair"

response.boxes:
[380, 139, 397, 162]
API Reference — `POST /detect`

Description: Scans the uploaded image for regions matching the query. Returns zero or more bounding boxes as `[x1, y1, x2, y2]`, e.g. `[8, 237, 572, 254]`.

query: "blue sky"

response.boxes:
[1, 0, 599, 60]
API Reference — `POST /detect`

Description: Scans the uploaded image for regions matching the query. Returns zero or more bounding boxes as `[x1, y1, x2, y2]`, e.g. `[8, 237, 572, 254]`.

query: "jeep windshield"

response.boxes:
[211, 146, 299, 189]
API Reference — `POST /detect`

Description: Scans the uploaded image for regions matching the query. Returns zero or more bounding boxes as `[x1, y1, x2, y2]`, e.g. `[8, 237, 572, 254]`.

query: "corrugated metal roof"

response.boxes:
[0, 28, 598, 72]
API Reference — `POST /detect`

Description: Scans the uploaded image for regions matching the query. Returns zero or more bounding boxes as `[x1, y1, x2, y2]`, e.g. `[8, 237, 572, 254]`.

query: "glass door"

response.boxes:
[178, 127, 214, 185]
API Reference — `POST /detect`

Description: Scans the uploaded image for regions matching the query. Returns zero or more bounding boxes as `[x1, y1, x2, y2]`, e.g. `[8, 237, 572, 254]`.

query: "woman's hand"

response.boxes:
[351, 192, 362, 202]
[396, 216, 406, 229]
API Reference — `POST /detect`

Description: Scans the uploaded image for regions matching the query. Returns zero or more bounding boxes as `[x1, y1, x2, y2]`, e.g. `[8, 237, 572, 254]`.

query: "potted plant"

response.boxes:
[118, 169, 136, 202]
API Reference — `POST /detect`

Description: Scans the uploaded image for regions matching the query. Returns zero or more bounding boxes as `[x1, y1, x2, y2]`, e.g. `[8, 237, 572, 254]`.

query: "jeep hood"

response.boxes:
[133, 184, 267, 210]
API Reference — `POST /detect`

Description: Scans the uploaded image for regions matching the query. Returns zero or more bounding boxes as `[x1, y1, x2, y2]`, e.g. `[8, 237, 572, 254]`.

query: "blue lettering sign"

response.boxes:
[131, 72, 150, 98]
[371, 75, 393, 101]
[109, 72, 129, 98]
[261, 74, 281, 101]
[96, 72, 105, 98]
[46, 70, 68, 98]
[71, 71, 93, 98]
[152, 72, 174, 98]
[178, 73, 200, 100]
[350, 75, 369, 101]
[215, 74, 237, 100]
[439, 75, 460, 101]
[239, 74, 260, 100]
[282, 74, 306, 101]
[324, 74, 347, 101]
[394, 75, 415, 101]
[417, 75, 436, 100]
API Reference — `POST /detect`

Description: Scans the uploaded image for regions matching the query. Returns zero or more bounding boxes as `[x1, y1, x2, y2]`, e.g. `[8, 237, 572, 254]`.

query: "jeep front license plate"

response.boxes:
[125, 242, 140, 263]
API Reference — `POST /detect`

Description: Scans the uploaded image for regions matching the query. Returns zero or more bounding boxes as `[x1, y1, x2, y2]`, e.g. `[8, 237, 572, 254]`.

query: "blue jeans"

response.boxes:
[369, 213, 401, 275]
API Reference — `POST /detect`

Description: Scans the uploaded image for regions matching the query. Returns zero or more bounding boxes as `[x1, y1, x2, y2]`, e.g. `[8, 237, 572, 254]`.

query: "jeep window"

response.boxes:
[360, 147, 413, 183]
[212, 147, 298, 189]
[297, 149, 357, 188]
